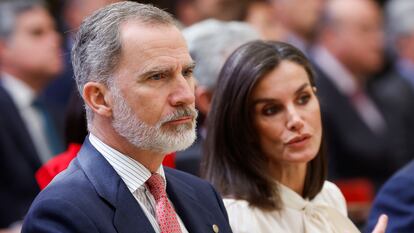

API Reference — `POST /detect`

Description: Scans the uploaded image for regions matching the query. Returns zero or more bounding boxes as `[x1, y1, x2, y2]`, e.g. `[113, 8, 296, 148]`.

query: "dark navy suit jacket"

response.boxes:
[0, 82, 64, 227]
[365, 160, 414, 233]
[22, 139, 233, 233]
[0, 85, 41, 227]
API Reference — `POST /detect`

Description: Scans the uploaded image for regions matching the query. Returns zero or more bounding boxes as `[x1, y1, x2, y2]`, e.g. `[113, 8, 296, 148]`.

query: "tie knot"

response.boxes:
[146, 173, 166, 200]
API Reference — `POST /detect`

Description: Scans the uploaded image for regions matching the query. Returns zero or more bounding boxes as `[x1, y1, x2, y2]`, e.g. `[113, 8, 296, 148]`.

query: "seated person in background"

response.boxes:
[365, 160, 414, 233]
[202, 40, 387, 233]
[0, 0, 64, 229]
[176, 19, 259, 176]
[22, 2, 233, 233]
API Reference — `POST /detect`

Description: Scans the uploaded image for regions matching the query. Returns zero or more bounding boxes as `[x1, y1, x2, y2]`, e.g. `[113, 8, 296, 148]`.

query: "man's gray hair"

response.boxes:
[0, 0, 45, 40]
[385, 0, 414, 55]
[71, 1, 176, 124]
[183, 19, 260, 91]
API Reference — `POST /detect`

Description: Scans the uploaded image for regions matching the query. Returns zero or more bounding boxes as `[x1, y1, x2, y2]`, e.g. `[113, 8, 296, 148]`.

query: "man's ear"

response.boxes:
[82, 82, 113, 117]
[195, 86, 213, 115]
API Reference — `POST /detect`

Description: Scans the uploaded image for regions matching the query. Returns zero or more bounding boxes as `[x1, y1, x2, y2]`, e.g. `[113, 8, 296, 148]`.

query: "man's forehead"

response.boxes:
[118, 22, 191, 65]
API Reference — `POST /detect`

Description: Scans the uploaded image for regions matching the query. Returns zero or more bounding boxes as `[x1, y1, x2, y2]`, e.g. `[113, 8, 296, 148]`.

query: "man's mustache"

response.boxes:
[160, 107, 198, 125]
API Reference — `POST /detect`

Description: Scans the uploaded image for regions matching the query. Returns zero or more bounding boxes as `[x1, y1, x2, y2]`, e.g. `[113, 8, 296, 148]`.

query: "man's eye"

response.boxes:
[182, 68, 194, 78]
[149, 73, 166, 81]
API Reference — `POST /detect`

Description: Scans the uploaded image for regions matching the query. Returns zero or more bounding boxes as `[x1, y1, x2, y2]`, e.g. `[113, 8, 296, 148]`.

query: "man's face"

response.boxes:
[3, 6, 62, 79]
[332, 0, 384, 76]
[273, 0, 325, 40]
[110, 22, 198, 153]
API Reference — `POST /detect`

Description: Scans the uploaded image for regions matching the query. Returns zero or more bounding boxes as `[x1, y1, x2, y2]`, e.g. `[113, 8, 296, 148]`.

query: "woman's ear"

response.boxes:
[312, 86, 317, 93]
[82, 82, 113, 117]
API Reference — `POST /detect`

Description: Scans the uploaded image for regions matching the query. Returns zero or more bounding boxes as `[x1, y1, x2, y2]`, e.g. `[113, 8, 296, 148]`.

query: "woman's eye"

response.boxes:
[297, 94, 311, 105]
[262, 105, 281, 116]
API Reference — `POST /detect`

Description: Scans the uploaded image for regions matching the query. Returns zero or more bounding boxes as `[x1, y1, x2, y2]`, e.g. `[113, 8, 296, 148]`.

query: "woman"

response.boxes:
[202, 41, 387, 232]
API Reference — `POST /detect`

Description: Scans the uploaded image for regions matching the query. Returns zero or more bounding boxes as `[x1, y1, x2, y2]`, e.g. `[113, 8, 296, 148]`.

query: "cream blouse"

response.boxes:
[223, 181, 360, 233]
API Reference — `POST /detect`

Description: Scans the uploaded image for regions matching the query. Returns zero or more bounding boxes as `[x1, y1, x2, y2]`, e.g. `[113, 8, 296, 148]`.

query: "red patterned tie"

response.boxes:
[146, 173, 182, 233]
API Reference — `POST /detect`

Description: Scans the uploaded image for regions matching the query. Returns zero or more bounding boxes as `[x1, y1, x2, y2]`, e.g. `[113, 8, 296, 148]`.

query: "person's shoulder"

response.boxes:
[315, 181, 347, 215]
[372, 160, 414, 199]
[33, 157, 96, 206]
[365, 161, 414, 232]
[391, 160, 414, 181]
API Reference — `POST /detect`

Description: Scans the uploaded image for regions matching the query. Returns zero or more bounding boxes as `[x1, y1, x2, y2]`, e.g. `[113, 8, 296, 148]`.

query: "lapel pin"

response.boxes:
[212, 224, 219, 233]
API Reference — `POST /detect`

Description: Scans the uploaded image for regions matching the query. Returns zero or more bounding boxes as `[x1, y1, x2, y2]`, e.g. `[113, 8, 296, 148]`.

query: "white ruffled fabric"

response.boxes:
[224, 181, 360, 233]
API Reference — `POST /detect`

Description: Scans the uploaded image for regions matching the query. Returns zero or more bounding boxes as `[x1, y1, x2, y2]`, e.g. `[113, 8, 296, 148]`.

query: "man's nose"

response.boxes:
[169, 75, 195, 107]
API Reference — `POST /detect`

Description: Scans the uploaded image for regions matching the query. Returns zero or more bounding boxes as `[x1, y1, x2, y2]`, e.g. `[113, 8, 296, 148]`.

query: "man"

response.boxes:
[270, 0, 325, 53]
[368, 0, 414, 162]
[22, 2, 233, 233]
[176, 19, 259, 176]
[0, 0, 64, 229]
[311, 0, 407, 189]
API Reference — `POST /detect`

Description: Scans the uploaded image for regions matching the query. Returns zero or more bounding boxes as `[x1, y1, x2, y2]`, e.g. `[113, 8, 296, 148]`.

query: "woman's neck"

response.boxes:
[271, 162, 307, 196]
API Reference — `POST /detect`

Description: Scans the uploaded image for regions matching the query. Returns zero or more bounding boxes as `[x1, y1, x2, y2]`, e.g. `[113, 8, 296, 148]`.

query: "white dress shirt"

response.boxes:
[224, 181, 360, 233]
[89, 134, 188, 233]
[1, 73, 54, 162]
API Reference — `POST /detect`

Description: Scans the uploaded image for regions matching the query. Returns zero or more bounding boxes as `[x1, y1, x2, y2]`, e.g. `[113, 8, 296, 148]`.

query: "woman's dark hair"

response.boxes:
[202, 40, 326, 210]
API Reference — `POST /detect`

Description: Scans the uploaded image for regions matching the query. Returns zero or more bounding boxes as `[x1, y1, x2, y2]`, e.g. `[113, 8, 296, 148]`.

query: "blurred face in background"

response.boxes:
[272, 0, 325, 40]
[64, 0, 121, 30]
[327, 0, 384, 77]
[252, 61, 322, 170]
[2, 6, 62, 84]
[195, 0, 249, 21]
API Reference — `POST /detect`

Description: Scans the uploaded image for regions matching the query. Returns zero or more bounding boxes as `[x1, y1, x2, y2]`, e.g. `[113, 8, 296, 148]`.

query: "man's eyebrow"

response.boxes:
[138, 66, 172, 79]
[183, 61, 196, 70]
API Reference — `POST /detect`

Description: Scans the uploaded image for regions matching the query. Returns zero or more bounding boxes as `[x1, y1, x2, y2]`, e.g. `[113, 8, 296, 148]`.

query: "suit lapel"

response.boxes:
[77, 139, 155, 233]
[166, 169, 215, 233]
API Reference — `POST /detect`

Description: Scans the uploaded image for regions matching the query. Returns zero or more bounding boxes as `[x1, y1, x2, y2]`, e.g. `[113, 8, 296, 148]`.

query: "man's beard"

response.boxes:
[110, 87, 198, 154]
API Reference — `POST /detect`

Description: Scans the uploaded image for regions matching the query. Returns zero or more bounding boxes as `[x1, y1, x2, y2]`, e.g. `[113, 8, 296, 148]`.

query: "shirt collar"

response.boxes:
[88, 133, 166, 193]
[1, 72, 36, 109]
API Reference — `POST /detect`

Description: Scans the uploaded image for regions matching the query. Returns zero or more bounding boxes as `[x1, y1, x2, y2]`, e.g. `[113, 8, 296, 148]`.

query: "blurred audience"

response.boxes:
[195, 0, 250, 21]
[177, 19, 259, 176]
[243, 0, 286, 40]
[311, 0, 412, 225]
[0, 0, 63, 229]
[312, 0, 391, 187]
[270, 0, 325, 53]
[35, 92, 86, 190]
[41, 0, 121, 114]
[365, 159, 414, 233]
[368, 0, 414, 164]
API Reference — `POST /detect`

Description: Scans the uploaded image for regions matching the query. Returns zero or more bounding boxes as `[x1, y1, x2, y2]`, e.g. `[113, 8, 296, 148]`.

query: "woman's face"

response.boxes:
[252, 60, 322, 166]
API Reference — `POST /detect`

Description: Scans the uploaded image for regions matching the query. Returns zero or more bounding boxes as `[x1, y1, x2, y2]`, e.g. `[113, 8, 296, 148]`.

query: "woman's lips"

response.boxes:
[285, 134, 311, 147]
